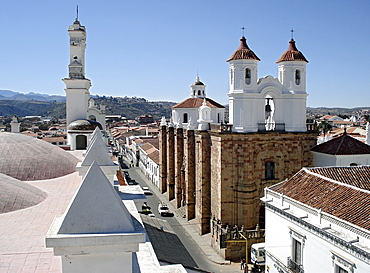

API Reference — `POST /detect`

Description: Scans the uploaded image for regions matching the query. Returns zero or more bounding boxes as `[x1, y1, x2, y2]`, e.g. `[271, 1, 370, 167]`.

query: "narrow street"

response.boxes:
[119, 157, 241, 273]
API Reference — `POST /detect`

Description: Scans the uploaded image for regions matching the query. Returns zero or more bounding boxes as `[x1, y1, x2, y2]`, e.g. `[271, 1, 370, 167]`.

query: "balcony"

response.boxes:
[287, 257, 304, 273]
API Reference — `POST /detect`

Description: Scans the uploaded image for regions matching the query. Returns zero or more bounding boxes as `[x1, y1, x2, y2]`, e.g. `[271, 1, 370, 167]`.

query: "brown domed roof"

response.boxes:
[0, 173, 47, 214]
[227, 37, 260, 62]
[276, 39, 308, 63]
[68, 119, 102, 131]
[0, 132, 79, 181]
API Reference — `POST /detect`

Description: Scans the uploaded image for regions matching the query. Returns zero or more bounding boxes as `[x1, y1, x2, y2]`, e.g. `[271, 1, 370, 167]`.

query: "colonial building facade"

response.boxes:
[159, 35, 318, 259]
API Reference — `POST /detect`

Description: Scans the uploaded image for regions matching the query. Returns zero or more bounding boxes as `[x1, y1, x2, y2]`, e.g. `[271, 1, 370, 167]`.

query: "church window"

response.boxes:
[183, 113, 188, 123]
[350, 163, 358, 166]
[245, 68, 251, 85]
[193, 90, 196, 96]
[217, 113, 220, 123]
[73, 55, 78, 60]
[295, 69, 301, 85]
[198, 90, 201, 96]
[265, 161, 275, 179]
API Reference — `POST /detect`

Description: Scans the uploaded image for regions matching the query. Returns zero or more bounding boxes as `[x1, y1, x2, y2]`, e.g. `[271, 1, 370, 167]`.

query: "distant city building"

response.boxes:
[137, 114, 154, 124]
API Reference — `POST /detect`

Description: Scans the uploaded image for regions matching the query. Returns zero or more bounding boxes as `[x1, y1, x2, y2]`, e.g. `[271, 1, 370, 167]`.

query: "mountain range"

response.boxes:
[0, 90, 65, 102]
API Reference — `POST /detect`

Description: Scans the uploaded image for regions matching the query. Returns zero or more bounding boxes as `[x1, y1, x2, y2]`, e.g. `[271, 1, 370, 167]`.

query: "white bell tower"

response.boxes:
[277, 38, 308, 94]
[63, 17, 91, 126]
[276, 38, 308, 132]
[190, 76, 206, 98]
[227, 36, 261, 132]
[227, 34, 309, 133]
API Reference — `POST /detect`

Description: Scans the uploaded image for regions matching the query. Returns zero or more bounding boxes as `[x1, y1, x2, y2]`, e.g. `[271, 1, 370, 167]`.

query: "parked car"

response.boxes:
[123, 171, 130, 178]
[127, 180, 138, 185]
[158, 203, 170, 216]
[142, 186, 152, 195]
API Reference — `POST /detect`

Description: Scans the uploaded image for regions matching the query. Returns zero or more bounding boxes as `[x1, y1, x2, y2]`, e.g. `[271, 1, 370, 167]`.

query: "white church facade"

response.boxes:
[227, 37, 308, 133]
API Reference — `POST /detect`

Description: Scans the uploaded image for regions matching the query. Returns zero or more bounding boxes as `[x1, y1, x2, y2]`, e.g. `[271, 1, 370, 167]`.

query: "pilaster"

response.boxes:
[167, 126, 175, 200]
[175, 127, 184, 208]
[159, 125, 168, 193]
[185, 129, 196, 220]
[196, 131, 211, 234]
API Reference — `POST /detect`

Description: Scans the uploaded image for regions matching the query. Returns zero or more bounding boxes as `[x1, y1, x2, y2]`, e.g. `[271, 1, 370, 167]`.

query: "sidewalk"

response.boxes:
[129, 163, 231, 266]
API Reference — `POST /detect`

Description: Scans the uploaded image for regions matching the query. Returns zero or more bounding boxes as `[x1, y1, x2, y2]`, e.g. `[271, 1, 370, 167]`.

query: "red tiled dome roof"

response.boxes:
[276, 39, 308, 63]
[227, 37, 260, 62]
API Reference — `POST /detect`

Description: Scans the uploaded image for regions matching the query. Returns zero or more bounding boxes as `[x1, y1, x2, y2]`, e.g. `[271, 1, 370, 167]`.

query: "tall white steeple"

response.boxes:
[63, 17, 91, 126]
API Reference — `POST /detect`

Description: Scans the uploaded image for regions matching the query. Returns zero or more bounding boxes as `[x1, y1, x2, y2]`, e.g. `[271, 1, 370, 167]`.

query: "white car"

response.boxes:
[158, 203, 169, 216]
[142, 186, 152, 195]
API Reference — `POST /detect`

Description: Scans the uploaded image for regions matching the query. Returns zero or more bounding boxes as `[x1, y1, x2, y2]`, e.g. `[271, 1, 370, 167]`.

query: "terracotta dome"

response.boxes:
[67, 119, 102, 131]
[0, 132, 79, 181]
[0, 173, 47, 213]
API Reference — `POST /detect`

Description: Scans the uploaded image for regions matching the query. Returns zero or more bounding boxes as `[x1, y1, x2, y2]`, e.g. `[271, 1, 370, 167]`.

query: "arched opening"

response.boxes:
[183, 113, 188, 123]
[245, 68, 251, 85]
[76, 135, 87, 150]
[89, 115, 97, 121]
[295, 69, 301, 85]
[350, 163, 358, 166]
[198, 90, 201, 96]
[217, 113, 220, 123]
[265, 95, 275, 131]
[265, 161, 275, 180]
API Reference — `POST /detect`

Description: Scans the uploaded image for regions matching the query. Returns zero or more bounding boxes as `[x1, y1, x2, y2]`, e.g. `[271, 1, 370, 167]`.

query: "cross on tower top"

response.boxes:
[241, 26, 245, 37]
[291, 28, 294, 39]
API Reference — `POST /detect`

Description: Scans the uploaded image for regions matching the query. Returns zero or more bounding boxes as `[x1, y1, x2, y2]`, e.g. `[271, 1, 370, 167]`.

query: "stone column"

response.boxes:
[159, 124, 168, 193]
[167, 125, 175, 200]
[175, 126, 184, 208]
[185, 129, 195, 220]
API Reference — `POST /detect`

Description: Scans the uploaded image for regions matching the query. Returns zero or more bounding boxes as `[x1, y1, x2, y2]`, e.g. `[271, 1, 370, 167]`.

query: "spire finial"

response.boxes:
[241, 26, 245, 37]
[76, 5, 79, 20]
[290, 28, 294, 40]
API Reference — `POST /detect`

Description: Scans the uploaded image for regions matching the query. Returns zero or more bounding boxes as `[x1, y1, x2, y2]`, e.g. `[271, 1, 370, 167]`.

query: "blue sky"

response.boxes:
[0, 1, 369, 107]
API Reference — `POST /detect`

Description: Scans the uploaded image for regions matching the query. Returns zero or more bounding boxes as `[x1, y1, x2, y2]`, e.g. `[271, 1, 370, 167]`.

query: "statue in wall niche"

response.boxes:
[265, 97, 275, 131]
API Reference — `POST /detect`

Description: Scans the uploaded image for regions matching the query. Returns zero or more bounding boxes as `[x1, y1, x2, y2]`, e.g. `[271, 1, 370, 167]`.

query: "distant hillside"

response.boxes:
[0, 95, 176, 120]
[0, 90, 65, 102]
[0, 90, 368, 120]
[307, 107, 370, 117]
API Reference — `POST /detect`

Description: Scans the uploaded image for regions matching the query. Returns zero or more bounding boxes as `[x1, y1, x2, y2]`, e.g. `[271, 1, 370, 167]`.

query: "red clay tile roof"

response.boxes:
[276, 39, 308, 63]
[227, 36, 260, 62]
[172, 98, 225, 109]
[271, 167, 370, 230]
[311, 133, 370, 155]
[148, 150, 159, 164]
